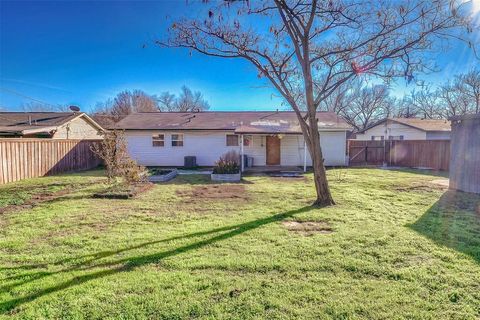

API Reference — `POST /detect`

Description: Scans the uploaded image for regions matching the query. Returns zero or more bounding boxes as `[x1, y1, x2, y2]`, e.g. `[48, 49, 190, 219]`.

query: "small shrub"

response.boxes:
[213, 151, 240, 174]
[91, 130, 147, 184]
[121, 160, 148, 184]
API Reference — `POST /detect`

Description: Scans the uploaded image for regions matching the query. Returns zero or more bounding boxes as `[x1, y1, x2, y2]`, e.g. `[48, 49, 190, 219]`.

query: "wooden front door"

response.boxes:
[266, 136, 281, 165]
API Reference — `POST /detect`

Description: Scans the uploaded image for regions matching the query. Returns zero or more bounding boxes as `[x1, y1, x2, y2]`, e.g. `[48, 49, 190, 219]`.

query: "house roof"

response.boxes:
[90, 114, 121, 129]
[114, 111, 351, 133]
[0, 112, 104, 135]
[359, 117, 451, 133]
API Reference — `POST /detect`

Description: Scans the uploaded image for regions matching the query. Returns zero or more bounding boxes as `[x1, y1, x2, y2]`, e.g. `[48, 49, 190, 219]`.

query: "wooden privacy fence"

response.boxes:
[348, 140, 450, 171]
[0, 139, 102, 184]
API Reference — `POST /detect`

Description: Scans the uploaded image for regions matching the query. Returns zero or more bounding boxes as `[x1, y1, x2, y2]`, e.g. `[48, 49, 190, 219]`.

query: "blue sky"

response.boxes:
[0, 1, 479, 112]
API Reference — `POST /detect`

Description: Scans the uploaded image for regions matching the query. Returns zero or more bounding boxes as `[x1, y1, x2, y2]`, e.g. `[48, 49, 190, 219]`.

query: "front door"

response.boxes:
[266, 136, 281, 165]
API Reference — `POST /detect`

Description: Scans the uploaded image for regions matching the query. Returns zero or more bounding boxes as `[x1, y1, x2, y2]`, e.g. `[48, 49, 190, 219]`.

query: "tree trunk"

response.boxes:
[306, 115, 335, 206]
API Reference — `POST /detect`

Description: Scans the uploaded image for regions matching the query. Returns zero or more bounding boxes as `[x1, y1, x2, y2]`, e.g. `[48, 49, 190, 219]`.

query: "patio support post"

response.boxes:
[303, 140, 307, 172]
[240, 134, 244, 172]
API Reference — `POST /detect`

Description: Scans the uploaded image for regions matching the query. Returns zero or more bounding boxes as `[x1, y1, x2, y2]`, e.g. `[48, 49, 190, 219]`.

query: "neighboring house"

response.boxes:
[0, 112, 104, 139]
[355, 118, 451, 141]
[115, 111, 352, 168]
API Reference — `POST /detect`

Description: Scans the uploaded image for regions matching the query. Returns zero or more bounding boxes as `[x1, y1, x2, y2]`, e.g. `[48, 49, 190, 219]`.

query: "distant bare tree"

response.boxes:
[158, 86, 210, 112]
[456, 68, 480, 114]
[394, 96, 419, 118]
[93, 90, 159, 121]
[157, 92, 176, 111]
[338, 82, 391, 131]
[437, 82, 470, 117]
[416, 68, 480, 118]
[409, 87, 443, 119]
[161, 0, 476, 205]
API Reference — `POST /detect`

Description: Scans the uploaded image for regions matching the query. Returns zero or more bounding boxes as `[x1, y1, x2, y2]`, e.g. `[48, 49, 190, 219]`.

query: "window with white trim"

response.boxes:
[226, 134, 239, 146]
[152, 134, 165, 147]
[171, 134, 184, 147]
[371, 135, 384, 141]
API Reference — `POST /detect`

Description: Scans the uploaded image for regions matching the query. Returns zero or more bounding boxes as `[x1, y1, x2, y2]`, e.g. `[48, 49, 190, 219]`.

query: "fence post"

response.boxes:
[364, 142, 368, 165]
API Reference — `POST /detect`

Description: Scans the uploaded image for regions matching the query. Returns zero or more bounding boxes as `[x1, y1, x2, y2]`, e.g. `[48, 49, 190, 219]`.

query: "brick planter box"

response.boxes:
[211, 173, 241, 182]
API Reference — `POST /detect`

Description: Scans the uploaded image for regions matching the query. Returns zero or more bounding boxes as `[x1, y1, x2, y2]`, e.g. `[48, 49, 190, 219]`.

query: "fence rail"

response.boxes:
[348, 139, 450, 171]
[0, 139, 102, 184]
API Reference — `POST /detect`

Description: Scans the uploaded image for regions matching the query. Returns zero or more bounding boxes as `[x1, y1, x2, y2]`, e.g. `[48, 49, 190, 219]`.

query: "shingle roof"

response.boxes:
[358, 117, 452, 133]
[0, 112, 103, 135]
[390, 118, 451, 132]
[114, 111, 351, 133]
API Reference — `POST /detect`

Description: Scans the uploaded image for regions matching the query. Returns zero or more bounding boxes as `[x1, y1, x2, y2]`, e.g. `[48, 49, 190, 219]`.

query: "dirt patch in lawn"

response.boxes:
[282, 220, 333, 236]
[177, 185, 249, 201]
[0, 188, 74, 215]
[92, 183, 154, 199]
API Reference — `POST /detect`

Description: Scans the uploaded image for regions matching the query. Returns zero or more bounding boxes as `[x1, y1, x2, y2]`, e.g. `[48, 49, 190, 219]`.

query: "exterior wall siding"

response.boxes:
[53, 116, 103, 140]
[355, 123, 427, 140]
[125, 130, 348, 167]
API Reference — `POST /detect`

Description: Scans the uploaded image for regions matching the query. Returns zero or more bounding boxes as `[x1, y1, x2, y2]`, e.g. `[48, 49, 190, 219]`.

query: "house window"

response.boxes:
[171, 134, 184, 147]
[371, 135, 384, 141]
[226, 134, 239, 146]
[152, 134, 164, 147]
[243, 135, 253, 146]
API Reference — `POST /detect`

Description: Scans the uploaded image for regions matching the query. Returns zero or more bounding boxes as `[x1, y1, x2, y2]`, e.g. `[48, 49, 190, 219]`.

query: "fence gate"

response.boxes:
[348, 140, 386, 166]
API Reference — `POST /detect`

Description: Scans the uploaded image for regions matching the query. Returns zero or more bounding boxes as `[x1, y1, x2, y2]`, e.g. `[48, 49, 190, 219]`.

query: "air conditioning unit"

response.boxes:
[184, 156, 197, 168]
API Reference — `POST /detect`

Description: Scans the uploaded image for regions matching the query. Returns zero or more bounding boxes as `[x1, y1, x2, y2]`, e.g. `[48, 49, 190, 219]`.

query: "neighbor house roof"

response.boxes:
[0, 112, 104, 136]
[114, 111, 351, 133]
[358, 117, 451, 133]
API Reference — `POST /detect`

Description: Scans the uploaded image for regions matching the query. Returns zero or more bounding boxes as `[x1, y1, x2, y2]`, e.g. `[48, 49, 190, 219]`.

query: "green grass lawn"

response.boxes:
[0, 168, 479, 319]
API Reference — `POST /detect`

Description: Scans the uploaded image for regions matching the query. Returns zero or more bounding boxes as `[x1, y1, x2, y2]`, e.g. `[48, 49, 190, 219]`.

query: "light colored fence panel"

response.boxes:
[0, 139, 102, 184]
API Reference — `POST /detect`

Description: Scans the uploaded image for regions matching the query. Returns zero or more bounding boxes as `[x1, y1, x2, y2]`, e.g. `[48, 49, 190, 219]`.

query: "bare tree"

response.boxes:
[456, 68, 480, 114]
[394, 96, 419, 118]
[338, 82, 391, 131]
[437, 82, 470, 117]
[161, 0, 476, 205]
[93, 90, 159, 121]
[158, 86, 210, 111]
[409, 87, 443, 119]
[157, 92, 176, 111]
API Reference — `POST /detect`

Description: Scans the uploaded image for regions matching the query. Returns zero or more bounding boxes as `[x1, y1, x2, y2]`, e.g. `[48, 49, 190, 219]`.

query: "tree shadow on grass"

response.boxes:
[409, 191, 480, 264]
[0, 205, 314, 313]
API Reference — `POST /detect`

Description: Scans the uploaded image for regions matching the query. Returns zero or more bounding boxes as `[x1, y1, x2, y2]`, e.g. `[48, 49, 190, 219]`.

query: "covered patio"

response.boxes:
[235, 120, 308, 173]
